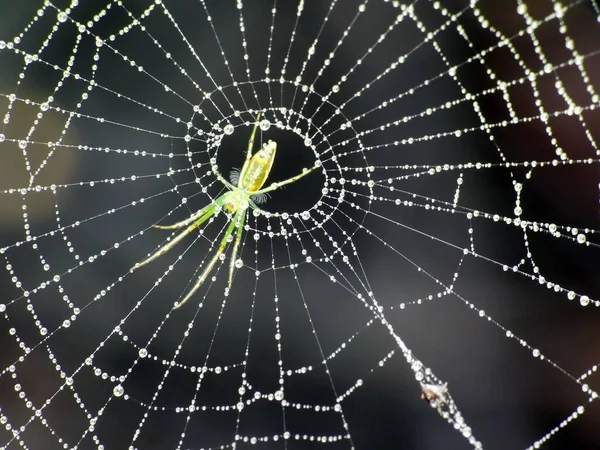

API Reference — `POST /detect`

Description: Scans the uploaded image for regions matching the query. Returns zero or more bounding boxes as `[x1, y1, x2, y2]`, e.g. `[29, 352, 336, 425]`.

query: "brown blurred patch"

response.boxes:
[0, 88, 80, 229]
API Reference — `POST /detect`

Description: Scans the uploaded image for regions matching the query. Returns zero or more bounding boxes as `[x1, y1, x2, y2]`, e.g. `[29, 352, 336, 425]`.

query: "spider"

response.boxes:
[131, 113, 320, 309]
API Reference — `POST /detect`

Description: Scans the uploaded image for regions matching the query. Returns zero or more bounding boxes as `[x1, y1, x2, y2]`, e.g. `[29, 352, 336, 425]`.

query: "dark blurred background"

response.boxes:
[1, 0, 600, 449]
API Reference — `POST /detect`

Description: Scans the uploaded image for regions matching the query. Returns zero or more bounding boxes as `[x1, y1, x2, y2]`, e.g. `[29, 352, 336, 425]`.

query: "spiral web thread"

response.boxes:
[0, 0, 599, 449]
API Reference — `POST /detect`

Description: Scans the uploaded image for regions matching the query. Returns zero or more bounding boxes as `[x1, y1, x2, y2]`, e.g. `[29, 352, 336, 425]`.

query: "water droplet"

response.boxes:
[138, 348, 148, 358]
[259, 119, 271, 131]
[0, 304, 5, 312]
[235, 259, 243, 268]
[224, 124, 234, 135]
[57, 12, 68, 23]
[113, 385, 124, 397]
[40, 103, 49, 112]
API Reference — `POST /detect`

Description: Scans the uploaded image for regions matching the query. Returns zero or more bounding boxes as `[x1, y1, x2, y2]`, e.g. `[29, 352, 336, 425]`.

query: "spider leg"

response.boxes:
[238, 112, 261, 186]
[228, 208, 247, 287]
[153, 202, 215, 230]
[252, 163, 320, 195]
[173, 210, 241, 309]
[131, 203, 217, 271]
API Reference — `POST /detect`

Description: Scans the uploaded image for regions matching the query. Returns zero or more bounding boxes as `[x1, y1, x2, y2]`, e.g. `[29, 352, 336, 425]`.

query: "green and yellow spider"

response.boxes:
[132, 113, 319, 309]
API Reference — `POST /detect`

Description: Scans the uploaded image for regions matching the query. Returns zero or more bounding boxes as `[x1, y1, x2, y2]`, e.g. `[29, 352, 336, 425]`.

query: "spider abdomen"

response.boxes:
[239, 140, 277, 192]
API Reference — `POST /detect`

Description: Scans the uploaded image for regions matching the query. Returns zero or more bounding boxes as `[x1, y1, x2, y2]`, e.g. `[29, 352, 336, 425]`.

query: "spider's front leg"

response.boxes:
[131, 203, 217, 271]
[228, 208, 247, 286]
[173, 209, 242, 309]
[153, 202, 215, 230]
